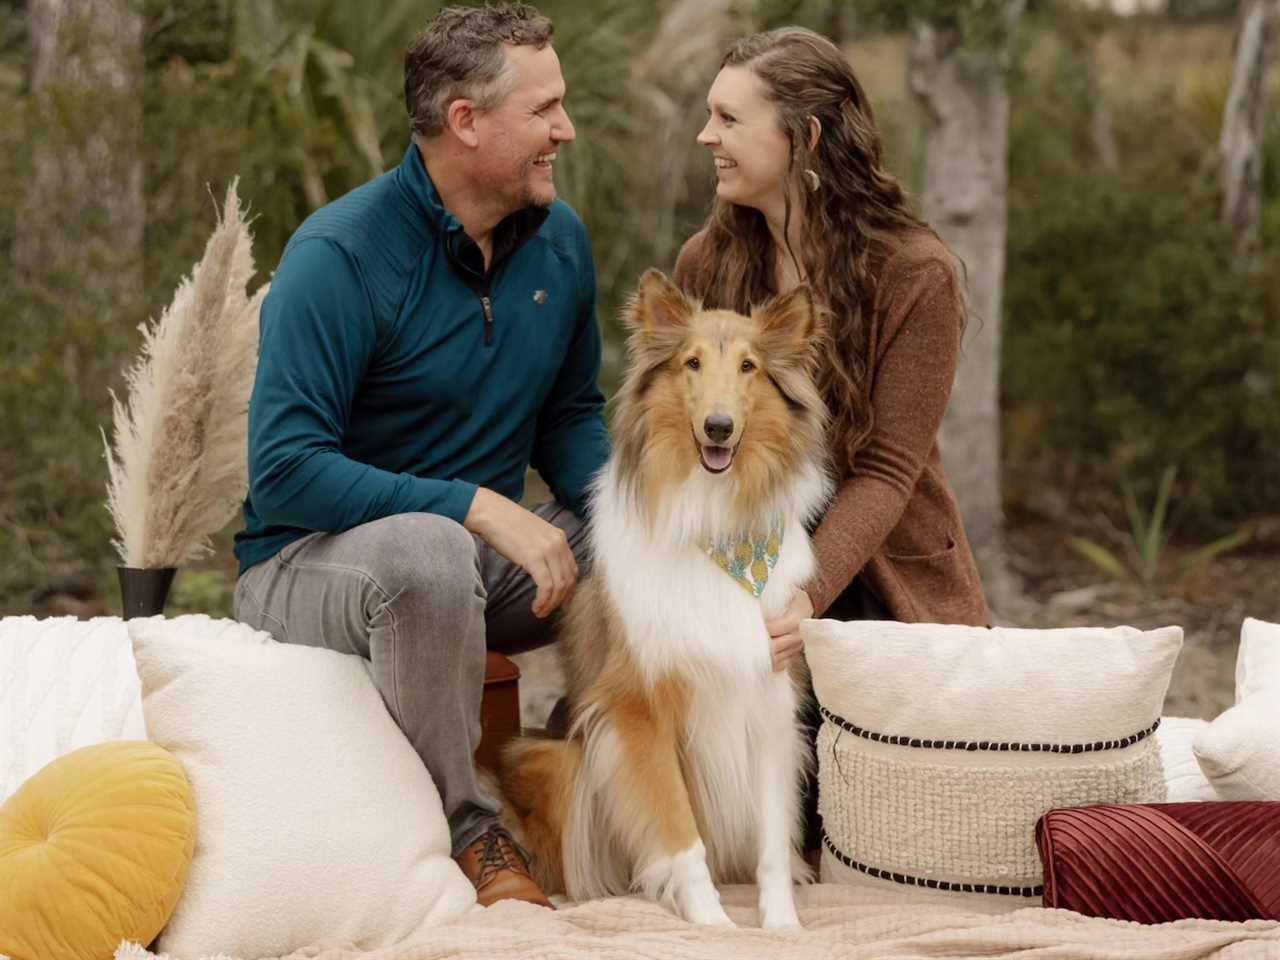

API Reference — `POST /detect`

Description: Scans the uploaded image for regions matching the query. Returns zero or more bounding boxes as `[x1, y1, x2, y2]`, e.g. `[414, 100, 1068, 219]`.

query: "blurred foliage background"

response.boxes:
[0, 0, 1276, 617]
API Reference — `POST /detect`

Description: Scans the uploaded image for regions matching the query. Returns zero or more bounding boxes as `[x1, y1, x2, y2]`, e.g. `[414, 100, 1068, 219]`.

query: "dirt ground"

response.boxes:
[514, 518, 1280, 728]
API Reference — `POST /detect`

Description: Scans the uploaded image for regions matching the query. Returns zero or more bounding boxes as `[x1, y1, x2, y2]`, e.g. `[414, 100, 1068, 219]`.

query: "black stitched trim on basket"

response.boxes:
[818, 706, 1160, 754]
[822, 834, 1044, 898]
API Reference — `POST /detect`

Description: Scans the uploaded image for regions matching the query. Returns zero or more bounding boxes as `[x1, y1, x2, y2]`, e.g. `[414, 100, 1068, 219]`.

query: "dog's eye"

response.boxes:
[685, 356, 700, 371]
[740, 359, 756, 373]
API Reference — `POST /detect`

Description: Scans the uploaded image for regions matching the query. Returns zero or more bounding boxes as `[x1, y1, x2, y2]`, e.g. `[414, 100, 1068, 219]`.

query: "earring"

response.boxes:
[803, 168, 821, 192]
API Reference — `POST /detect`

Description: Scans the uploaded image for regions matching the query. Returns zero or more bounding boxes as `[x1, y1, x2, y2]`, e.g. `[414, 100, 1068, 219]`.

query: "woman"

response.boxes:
[673, 26, 992, 673]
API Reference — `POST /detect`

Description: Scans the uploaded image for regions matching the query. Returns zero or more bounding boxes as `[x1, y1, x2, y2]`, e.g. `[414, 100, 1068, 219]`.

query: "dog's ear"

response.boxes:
[755, 286, 829, 372]
[623, 269, 694, 333]
[755, 285, 830, 415]
[755, 284, 825, 342]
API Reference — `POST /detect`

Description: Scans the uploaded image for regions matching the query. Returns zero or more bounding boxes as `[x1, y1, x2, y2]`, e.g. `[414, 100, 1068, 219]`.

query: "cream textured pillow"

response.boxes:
[0, 616, 147, 802]
[1193, 617, 1280, 800]
[1157, 716, 1221, 802]
[1234, 616, 1280, 701]
[128, 615, 475, 958]
[801, 620, 1181, 900]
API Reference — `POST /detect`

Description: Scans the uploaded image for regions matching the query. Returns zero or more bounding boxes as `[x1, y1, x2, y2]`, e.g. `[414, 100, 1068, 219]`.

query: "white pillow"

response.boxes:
[1193, 617, 1280, 800]
[1157, 716, 1221, 802]
[0, 616, 146, 802]
[1193, 698, 1280, 799]
[801, 620, 1182, 900]
[128, 615, 475, 958]
[1235, 617, 1280, 701]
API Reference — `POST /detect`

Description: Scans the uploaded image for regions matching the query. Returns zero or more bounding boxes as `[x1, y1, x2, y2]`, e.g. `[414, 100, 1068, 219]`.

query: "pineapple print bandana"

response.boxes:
[698, 516, 785, 598]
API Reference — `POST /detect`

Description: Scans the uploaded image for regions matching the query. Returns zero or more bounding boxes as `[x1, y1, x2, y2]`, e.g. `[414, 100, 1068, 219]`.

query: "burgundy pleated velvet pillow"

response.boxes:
[1037, 801, 1280, 923]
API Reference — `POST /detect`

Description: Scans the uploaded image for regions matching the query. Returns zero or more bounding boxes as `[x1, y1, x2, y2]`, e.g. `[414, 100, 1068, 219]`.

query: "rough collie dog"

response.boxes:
[498, 269, 830, 928]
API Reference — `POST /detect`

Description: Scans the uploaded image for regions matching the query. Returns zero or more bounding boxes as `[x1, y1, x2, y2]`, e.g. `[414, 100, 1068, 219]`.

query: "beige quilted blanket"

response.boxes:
[118, 884, 1280, 960]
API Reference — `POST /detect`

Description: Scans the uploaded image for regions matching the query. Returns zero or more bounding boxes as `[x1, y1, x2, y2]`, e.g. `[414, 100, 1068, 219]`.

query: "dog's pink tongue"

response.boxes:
[702, 445, 733, 471]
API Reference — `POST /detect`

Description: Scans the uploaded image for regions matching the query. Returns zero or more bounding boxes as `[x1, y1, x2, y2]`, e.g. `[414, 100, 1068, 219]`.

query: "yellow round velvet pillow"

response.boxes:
[0, 741, 195, 960]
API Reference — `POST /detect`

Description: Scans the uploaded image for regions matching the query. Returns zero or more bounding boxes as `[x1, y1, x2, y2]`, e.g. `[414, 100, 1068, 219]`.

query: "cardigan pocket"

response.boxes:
[884, 535, 957, 564]
[882, 536, 974, 625]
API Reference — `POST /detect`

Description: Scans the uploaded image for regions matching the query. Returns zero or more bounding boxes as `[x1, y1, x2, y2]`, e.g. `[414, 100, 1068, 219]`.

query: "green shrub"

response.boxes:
[166, 565, 236, 618]
[1003, 25, 1280, 530]
[0, 86, 140, 611]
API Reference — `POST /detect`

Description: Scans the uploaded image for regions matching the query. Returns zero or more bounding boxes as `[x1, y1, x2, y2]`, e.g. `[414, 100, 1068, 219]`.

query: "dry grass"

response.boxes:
[1095, 21, 1234, 105]
[104, 181, 266, 569]
[1095, 20, 1236, 149]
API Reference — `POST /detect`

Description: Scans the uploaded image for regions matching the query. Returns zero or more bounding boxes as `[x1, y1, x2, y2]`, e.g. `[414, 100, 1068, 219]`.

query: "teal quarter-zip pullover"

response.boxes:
[234, 144, 609, 575]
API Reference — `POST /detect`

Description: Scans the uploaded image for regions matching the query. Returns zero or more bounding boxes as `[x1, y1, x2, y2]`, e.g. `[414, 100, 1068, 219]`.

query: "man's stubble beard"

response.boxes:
[479, 150, 556, 215]
[518, 157, 556, 210]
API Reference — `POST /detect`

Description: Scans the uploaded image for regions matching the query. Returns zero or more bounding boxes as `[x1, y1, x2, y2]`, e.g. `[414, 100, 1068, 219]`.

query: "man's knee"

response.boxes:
[362, 512, 483, 608]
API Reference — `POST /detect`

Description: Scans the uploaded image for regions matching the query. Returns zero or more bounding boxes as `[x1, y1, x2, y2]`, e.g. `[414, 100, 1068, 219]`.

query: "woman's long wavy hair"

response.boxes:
[688, 27, 944, 473]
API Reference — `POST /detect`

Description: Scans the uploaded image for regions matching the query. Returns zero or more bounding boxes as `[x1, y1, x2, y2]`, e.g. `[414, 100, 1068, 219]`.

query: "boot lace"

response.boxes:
[475, 827, 530, 883]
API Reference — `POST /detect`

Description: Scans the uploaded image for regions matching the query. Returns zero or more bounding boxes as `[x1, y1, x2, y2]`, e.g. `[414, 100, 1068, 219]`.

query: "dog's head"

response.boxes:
[612, 269, 829, 523]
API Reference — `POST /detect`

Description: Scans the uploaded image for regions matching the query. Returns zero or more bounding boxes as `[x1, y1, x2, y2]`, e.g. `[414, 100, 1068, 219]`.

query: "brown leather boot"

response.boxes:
[455, 826, 554, 909]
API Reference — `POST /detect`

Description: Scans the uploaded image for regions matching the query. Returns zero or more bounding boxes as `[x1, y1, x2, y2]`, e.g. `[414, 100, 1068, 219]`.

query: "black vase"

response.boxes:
[117, 566, 177, 620]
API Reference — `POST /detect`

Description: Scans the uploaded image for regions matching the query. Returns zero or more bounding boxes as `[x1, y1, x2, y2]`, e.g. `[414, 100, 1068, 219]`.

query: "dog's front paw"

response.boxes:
[759, 895, 801, 930]
[761, 911, 802, 931]
[677, 887, 735, 927]
[685, 903, 736, 927]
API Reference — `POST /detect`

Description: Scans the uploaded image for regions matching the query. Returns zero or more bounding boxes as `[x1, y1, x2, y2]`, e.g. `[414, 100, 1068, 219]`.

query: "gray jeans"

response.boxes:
[232, 501, 588, 856]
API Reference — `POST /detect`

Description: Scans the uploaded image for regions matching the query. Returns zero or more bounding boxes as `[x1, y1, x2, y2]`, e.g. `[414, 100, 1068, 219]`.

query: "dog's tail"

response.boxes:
[497, 735, 581, 895]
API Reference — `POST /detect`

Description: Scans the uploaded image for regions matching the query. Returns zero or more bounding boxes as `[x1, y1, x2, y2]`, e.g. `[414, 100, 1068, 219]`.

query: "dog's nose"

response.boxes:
[704, 415, 734, 444]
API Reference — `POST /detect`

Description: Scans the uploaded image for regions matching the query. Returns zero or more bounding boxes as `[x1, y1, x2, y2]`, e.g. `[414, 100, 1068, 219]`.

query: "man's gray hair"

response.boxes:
[404, 2, 554, 140]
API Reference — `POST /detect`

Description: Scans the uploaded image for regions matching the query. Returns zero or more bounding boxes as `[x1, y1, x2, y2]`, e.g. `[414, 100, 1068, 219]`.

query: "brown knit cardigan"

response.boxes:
[673, 228, 991, 627]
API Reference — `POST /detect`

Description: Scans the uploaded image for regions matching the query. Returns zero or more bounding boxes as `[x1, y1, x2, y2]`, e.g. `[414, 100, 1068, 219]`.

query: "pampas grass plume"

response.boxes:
[104, 180, 266, 568]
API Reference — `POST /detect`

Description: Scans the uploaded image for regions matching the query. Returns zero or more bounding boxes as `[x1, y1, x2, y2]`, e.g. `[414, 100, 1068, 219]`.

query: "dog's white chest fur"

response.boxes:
[590, 459, 826, 687]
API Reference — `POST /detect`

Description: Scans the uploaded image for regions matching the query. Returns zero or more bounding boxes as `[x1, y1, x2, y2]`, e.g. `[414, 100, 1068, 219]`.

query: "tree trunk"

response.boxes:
[1092, 94, 1120, 171]
[909, 4, 1025, 615]
[631, 0, 753, 277]
[1218, 0, 1278, 254]
[1088, 32, 1119, 171]
[18, 0, 144, 298]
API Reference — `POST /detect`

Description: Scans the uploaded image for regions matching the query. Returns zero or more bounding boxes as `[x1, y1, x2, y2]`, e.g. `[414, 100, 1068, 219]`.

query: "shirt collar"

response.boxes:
[395, 143, 551, 259]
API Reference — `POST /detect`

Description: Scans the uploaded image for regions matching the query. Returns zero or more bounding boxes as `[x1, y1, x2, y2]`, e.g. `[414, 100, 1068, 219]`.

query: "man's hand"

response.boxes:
[464, 488, 578, 618]
[765, 588, 814, 672]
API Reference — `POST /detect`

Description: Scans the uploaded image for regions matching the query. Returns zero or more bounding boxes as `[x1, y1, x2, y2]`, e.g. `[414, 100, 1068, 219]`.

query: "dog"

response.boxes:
[498, 268, 830, 928]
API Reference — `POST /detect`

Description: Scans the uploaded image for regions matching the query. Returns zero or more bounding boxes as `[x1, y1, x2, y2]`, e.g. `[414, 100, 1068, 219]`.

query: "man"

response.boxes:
[232, 2, 607, 909]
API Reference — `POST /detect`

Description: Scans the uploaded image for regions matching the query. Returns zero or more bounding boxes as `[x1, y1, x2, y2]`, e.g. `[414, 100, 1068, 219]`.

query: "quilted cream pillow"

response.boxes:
[128, 615, 476, 959]
[0, 741, 194, 960]
[801, 620, 1181, 901]
[1157, 716, 1221, 802]
[1233, 616, 1280, 701]
[0, 616, 146, 802]
[1193, 618, 1280, 800]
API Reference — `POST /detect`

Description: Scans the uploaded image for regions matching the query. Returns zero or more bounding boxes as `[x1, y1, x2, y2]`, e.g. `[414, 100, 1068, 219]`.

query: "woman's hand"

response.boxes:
[765, 588, 814, 672]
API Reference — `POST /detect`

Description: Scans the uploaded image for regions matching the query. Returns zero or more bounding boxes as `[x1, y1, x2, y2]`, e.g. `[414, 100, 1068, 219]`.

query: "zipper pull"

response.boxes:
[481, 296, 495, 346]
